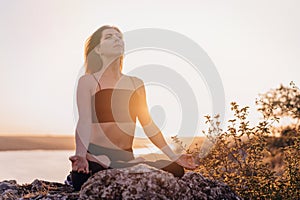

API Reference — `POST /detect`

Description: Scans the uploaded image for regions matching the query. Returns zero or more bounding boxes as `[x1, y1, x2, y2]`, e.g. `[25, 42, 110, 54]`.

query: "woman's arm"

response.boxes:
[69, 75, 93, 173]
[134, 78, 179, 161]
[75, 75, 93, 157]
[134, 77, 198, 169]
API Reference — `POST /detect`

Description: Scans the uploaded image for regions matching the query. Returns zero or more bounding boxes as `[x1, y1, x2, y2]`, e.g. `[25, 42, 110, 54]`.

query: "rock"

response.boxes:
[79, 163, 242, 200]
[0, 164, 242, 200]
[0, 179, 79, 200]
[0, 180, 18, 194]
[180, 172, 241, 200]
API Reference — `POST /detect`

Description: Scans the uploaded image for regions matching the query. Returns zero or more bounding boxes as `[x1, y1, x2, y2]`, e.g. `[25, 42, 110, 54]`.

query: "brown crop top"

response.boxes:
[91, 74, 141, 123]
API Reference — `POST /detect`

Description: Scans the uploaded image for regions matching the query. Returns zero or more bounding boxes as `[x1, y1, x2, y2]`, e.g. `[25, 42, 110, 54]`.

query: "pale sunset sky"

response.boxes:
[0, 0, 299, 138]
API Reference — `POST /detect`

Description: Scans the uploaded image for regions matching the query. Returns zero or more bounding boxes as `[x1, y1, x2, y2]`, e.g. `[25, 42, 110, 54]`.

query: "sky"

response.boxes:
[0, 0, 299, 138]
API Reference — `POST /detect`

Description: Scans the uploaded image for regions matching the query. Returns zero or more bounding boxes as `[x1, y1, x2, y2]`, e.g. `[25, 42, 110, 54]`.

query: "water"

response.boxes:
[0, 147, 167, 185]
[0, 150, 74, 185]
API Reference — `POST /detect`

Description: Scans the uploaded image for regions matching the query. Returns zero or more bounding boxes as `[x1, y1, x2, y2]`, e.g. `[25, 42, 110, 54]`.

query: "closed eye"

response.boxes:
[104, 33, 122, 40]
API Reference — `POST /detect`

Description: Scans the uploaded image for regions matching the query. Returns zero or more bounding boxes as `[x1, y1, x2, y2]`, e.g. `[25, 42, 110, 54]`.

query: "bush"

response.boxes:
[256, 81, 300, 120]
[172, 82, 300, 199]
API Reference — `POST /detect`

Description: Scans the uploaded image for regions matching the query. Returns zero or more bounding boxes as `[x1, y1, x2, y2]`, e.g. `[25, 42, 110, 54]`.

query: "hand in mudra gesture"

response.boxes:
[175, 154, 198, 170]
[69, 155, 90, 174]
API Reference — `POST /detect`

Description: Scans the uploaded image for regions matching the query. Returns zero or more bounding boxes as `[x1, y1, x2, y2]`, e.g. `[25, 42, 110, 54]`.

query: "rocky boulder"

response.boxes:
[0, 179, 78, 200]
[79, 163, 242, 200]
[0, 164, 242, 200]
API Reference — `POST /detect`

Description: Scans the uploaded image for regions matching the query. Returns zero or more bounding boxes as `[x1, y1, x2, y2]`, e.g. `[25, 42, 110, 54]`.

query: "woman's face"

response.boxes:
[97, 28, 124, 58]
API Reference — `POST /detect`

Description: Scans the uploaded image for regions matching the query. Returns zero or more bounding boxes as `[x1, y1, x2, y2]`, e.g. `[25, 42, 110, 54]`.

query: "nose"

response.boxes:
[113, 34, 121, 41]
[114, 38, 123, 46]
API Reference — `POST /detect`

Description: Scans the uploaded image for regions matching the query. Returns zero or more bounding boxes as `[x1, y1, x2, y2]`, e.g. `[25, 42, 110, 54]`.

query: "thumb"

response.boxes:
[69, 155, 78, 162]
[85, 163, 89, 173]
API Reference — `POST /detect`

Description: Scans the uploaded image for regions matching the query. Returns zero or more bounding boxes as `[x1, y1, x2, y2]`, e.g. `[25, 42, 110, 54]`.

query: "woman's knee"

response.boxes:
[146, 160, 185, 178]
[70, 171, 91, 191]
[70, 160, 108, 191]
[162, 161, 185, 178]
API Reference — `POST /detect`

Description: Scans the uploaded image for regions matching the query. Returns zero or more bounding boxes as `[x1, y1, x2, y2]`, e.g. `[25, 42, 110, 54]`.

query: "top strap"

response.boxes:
[92, 74, 101, 90]
[129, 77, 137, 90]
[93, 74, 136, 91]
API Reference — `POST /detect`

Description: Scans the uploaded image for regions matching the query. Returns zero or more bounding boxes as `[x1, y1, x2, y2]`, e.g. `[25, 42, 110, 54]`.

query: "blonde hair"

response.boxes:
[84, 25, 124, 74]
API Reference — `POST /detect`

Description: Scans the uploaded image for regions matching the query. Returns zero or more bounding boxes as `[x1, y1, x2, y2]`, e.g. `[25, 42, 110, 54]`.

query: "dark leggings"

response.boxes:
[70, 160, 184, 191]
[70, 143, 184, 191]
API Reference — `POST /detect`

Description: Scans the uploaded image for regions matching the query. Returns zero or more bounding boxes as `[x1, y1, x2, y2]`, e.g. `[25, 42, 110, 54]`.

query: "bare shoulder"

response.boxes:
[127, 75, 144, 88]
[125, 75, 146, 96]
[78, 74, 94, 85]
[77, 74, 95, 90]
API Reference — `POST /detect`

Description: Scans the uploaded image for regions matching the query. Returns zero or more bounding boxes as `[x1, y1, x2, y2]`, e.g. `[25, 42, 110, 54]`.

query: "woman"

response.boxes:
[68, 25, 197, 191]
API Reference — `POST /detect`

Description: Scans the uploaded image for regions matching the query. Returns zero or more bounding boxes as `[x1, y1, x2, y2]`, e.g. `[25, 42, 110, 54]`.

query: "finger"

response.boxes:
[191, 163, 197, 169]
[85, 166, 89, 174]
[190, 164, 196, 169]
[78, 168, 84, 173]
[186, 165, 196, 170]
[182, 162, 196, 170]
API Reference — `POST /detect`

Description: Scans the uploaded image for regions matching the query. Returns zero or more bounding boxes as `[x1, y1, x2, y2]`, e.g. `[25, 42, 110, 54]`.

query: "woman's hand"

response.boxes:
[69, 155, 90, 174]
[175, 154, 198, 170]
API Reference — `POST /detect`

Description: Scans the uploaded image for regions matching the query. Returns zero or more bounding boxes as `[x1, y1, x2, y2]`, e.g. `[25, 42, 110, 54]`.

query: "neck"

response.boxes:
[101, 56, 122, 79]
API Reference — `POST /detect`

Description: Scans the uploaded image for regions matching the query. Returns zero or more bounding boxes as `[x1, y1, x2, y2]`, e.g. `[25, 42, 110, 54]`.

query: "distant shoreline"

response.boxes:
[0, 136, 75, 151]
[0, 135, 204, 151]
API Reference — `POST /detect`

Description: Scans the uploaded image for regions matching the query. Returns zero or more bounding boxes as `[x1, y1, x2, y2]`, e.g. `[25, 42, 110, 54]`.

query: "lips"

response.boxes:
[114, 44, 123, 48]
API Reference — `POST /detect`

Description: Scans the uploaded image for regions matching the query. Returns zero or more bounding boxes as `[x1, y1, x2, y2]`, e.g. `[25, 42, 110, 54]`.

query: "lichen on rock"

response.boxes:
[0, 163, 242, 200]
[79, 163, 242, 200]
